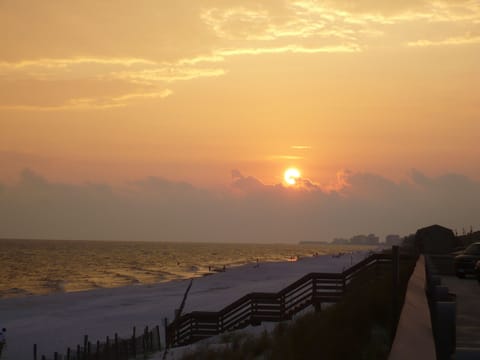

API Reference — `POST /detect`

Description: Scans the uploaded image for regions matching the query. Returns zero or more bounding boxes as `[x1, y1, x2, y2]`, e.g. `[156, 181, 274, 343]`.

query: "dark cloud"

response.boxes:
[1, 169, 479, 242]
[230, 170, 267, 193]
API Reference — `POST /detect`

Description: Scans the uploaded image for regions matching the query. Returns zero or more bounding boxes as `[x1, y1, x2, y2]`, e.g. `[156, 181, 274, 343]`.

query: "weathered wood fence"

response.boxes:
[34, 325, 162, 360]
[36, 250, 413, 359]
[166, 251, 411, 348]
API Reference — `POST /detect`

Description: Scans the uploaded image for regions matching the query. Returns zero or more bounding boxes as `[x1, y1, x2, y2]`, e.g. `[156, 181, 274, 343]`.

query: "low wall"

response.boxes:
[389, 255, 436, 360]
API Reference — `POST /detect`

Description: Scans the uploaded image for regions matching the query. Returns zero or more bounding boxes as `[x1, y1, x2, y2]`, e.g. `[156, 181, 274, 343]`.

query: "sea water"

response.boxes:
[0, 239, 370, 298]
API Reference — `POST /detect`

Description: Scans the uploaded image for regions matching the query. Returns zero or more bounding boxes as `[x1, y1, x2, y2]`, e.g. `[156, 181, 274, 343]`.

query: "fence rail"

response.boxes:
[38, 251, 411, 359]
[35, 325, 162, 360]
[166, 253, 403, 347]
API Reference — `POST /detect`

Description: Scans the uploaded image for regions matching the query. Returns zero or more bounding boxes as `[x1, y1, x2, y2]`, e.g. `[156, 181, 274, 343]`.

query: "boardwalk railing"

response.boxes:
[166, 253, 402, 348]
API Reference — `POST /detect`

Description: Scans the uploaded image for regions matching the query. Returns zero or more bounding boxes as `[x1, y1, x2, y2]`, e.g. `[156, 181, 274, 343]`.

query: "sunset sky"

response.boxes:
[1, 1, 480, 242]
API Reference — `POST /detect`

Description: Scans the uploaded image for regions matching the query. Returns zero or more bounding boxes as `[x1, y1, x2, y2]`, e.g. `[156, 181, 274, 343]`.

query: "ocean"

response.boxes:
[0, 239, 370, 298]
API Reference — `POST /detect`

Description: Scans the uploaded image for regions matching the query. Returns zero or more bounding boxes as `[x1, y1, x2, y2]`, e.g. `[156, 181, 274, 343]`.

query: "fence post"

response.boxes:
[67, 347, 70, 360]
[392, 245, 400, 334]
[145, 326, 149, 352]
[77, 344, 81, 360]
[54, 352, 58, 360]
[132, 326, 136, 357]
[106, 336, 110, 360]
[96, 340, 100, 360]
[114, 333, 119, 360]
[83, 335, 88, 360]
[33, 344, 37, 360]
[156, 325, 161, 351]
[123, 339, 129, 360]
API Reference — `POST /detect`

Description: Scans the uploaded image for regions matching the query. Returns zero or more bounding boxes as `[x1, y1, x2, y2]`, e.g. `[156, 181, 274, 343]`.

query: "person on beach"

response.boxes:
[0, 328, 6, 357]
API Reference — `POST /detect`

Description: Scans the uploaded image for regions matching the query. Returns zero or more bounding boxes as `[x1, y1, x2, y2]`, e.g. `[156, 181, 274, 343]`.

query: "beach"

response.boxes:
[0, 250, 373, 359]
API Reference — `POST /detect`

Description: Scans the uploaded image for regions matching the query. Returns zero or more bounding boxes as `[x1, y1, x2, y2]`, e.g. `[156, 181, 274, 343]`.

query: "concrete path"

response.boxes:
[442, 276, 480, 349]
[389, 256, 436, 360]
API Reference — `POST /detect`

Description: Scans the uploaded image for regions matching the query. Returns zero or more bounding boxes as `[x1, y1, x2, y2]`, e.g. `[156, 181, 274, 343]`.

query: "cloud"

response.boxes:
[2, 0, 479, 111]
[2, 169, 480, 242]
[0, 57, 156, 71]
[268, 155, 304, 160]
[407, 35, 480, 47]
[113, 67, 226, 83]
[230, 170, 269, 193]
[291, 145, 311, 150]
[0, 77, 172, 111]
[0, 1, 215, 63]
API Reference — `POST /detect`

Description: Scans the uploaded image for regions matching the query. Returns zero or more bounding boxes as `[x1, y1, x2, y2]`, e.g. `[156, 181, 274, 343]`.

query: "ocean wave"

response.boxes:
[0, 239, 375, 299]
[0, 287, 34, 298]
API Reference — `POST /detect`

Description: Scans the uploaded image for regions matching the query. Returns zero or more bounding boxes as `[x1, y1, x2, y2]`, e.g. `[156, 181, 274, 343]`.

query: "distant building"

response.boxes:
[385, 234, 401, 246]
[332, 238, 349, 245]
[415, 224, 456, 254]
[299, 241, 329, 245]
[350, 234, 379, 245]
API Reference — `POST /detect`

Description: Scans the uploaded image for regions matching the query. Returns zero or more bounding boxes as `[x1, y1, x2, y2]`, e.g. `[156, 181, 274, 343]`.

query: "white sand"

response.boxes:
[0, 251, 372, 360]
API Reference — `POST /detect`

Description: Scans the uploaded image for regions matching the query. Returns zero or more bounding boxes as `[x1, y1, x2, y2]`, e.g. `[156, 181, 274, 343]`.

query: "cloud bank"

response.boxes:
[1, 0, 479, 111]
[1, 169, 479, 242]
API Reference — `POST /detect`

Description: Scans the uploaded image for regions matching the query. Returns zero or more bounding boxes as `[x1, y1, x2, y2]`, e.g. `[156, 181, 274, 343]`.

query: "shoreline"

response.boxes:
[0, 250, 373, 359]
[0, 244, 377, 300]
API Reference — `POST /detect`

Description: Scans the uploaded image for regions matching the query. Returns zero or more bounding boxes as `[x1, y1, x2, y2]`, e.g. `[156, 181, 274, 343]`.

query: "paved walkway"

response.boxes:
[389, 256, 436, 360]
[442, 276, 480, 349]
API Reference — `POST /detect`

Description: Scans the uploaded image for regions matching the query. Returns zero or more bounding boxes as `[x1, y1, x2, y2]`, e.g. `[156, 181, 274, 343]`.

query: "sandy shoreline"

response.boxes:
[0, 250, 372, 359]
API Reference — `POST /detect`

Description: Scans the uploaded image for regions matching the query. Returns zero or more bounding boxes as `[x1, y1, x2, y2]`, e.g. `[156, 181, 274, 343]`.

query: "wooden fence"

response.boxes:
[34, 325, 162, 360]
[166, 252, 407, 348]
[36, 250, 413, 359]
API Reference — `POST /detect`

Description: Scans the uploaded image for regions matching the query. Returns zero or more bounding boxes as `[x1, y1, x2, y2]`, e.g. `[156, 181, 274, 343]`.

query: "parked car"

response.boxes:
[454, 242, 480, 278]
[475, 260, 480, 283]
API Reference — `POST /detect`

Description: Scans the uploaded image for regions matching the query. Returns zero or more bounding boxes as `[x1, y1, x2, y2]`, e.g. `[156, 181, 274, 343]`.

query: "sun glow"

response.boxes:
[284, 168, 301, 185]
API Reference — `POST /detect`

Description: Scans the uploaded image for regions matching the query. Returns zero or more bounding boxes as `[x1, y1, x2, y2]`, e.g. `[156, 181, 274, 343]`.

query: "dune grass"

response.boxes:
[180, 258, 415, 360]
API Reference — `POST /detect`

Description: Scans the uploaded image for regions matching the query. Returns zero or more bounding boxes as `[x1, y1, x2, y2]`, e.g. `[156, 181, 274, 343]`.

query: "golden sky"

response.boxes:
[1, 0, 480, 186]
[1, 1, 480, 241]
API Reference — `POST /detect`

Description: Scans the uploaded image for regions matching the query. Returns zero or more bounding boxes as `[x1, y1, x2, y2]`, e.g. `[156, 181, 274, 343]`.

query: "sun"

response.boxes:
[284, 168, 301, 185]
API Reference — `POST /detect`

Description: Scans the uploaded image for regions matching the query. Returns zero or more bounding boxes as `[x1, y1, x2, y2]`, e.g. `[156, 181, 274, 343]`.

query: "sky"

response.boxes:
[1, 0, 480, 242]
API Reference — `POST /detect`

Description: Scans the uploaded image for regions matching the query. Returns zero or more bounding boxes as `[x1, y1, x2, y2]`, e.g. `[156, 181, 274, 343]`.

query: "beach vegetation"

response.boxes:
[180, 257, 415, 360]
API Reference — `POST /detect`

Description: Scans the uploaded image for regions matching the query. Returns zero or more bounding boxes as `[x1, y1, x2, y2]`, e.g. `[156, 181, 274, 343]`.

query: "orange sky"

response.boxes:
[1, 0, 480, 188]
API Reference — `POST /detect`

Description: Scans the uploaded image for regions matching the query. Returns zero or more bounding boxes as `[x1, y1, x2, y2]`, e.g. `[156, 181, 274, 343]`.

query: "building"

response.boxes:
[385, 234, 401, 246]
[350, 234, 379, 245]
[414, 224, 456, 254]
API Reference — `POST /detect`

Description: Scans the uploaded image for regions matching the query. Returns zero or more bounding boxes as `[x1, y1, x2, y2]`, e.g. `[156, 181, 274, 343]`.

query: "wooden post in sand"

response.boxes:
[114, 333, 119, 360]
[33, 344, 37, 360]
[156, 325, 161, 351]
[95, 340, 100, 360]
[83, 335, 88, 360]
[131, 326, 136, 357]
[150, 328, 154, 350]
[105, 336, 110, 360]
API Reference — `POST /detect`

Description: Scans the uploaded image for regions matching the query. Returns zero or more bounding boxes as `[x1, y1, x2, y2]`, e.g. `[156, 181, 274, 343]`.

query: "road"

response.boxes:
[442, 275, 480, 349]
